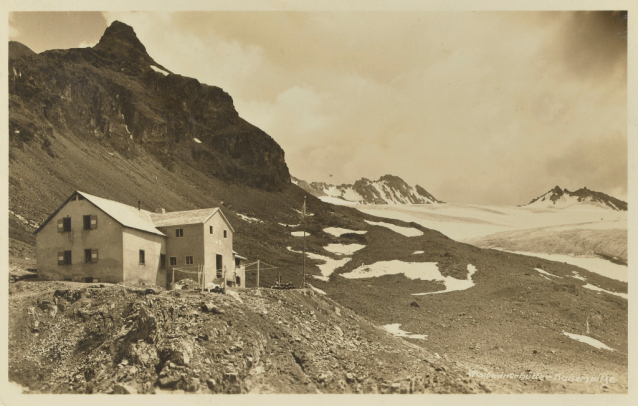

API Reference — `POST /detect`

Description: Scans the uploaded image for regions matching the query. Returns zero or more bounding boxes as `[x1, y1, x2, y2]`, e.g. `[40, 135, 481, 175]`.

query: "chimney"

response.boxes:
[138, 200, 141, 211]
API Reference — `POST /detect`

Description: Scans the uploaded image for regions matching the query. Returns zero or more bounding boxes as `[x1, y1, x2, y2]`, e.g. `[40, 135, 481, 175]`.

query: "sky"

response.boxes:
[8, 10, 628, 205]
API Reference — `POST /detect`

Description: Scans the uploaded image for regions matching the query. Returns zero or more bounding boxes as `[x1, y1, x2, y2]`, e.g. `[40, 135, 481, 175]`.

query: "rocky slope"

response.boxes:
[8, 281, 483, 394]
[9, 21, 290, 193]
[526, 186, 627, 211]
[292, 174, 442, 205]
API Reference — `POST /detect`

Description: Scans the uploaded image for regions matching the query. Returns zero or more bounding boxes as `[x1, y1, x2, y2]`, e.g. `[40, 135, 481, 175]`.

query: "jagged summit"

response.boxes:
[91, 20, 172, 75]
[292, 174, 442, 205]
[526, 186, 627, 211]
[95, 20, 148, 54]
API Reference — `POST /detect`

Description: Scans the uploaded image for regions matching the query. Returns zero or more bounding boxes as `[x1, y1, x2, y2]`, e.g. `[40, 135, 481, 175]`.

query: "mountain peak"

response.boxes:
[95, 21, 147, 54]
[527, 186, 627, 211]
[92, 20, 154, 68]
[293, 174, 442, 205]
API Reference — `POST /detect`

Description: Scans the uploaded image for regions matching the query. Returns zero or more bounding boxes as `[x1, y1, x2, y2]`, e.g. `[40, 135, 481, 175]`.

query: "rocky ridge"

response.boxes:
[526, 186, 627, 211]
[292, 174, 442, 205]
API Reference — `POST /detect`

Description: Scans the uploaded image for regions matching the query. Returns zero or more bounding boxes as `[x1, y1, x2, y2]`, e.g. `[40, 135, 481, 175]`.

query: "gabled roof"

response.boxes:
[150, 207, 235, 232]
[34, 191, 165, 236]
[35, 191, 234, 236]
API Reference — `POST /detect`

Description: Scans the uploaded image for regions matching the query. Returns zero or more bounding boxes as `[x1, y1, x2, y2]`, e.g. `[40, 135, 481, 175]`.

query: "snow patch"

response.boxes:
[150, 65, 169, 76]
[571, 271, 586, 281]
[293, 208, 314, 217]
[582, 284, 627, 300]
[237, 213, 263, 223]
[341, 261, 478, 295]
[323, 227, 367, 237]
[535, 268, 562, 278]
[279, 222, 300, 228]
[287, 247, 350, 281]
[562, 332, 615, 351]
[501, 250, 627, 282]
[318, 196, 358, 206]
[412, 264, 478, 295]
[291, 231, 310, 237]
[364, 219, 423, 237]
[324, 243, 365, 255]
[383, 324, 427, 340]
[193, 138, 202, 144]
[308, 284, 326, 295]
[413, 251, 424, 255]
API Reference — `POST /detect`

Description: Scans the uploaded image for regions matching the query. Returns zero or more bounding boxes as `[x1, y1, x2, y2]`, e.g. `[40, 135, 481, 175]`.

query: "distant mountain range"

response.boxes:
[291, 174, 443, 205]
[526, 186, 627, 211]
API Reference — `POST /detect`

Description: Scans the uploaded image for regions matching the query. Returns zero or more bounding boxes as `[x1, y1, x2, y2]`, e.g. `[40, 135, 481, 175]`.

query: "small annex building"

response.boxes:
[34, 191, 246, 288]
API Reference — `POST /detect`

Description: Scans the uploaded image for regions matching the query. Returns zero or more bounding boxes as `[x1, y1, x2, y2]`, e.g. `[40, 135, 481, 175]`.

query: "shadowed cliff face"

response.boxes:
[9, 20, 290, 191]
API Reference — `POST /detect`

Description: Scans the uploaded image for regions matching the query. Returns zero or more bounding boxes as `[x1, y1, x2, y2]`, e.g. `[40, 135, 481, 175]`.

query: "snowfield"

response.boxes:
[291, 231, 311, 237]
[383, 324, 427, 340]
[562, 332, 615, 351]
[364, 220, 423, 237]
[354, 203, 627, 282]
[323, 227, 367, 237]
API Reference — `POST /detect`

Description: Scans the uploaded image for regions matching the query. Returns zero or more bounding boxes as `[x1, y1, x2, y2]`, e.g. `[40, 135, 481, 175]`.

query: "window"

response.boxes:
[209, 225, 213, 234]
[83, 215, 97, 230]
[58, 250, 72, 265]
[235, 257, 241, 267]
[186, 256, 194, 265]
[160, 254, 166, 269]
[236, 276, 241, 286]
[58, 217, 72, 232]
[169, 256, 177, 266]
[85, 249, 92, 263]
[216, 254, 223, 278]
[139, 250, 145, 265]
[223, 230, 227, 238]
[175, 229, 184, 237]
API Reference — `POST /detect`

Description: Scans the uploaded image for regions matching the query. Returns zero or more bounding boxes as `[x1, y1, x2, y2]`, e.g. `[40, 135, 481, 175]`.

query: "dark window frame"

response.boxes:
[209, 225, 213, 234]
[185, 256, 194, 265]
[223, 230, 227, 238]
[63, 217, 71, 232]
[160, 254, 167, 269]
[139, 249, 146, 265]
[169, 256, 177, 266]
[62, 250, 72, 265]
[175, 228, 184, 237]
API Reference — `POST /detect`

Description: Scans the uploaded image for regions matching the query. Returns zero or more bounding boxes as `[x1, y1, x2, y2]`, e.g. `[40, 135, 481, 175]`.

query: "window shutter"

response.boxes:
[58, 252, 64, 265]
[90, 215, 97, 229]
[57, 219, 64, 233]
[91, 249, 99, 263]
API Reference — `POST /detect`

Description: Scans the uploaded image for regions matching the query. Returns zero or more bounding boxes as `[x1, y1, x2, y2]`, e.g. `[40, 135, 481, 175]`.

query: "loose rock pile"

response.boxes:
[9, 281, 484, 394]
